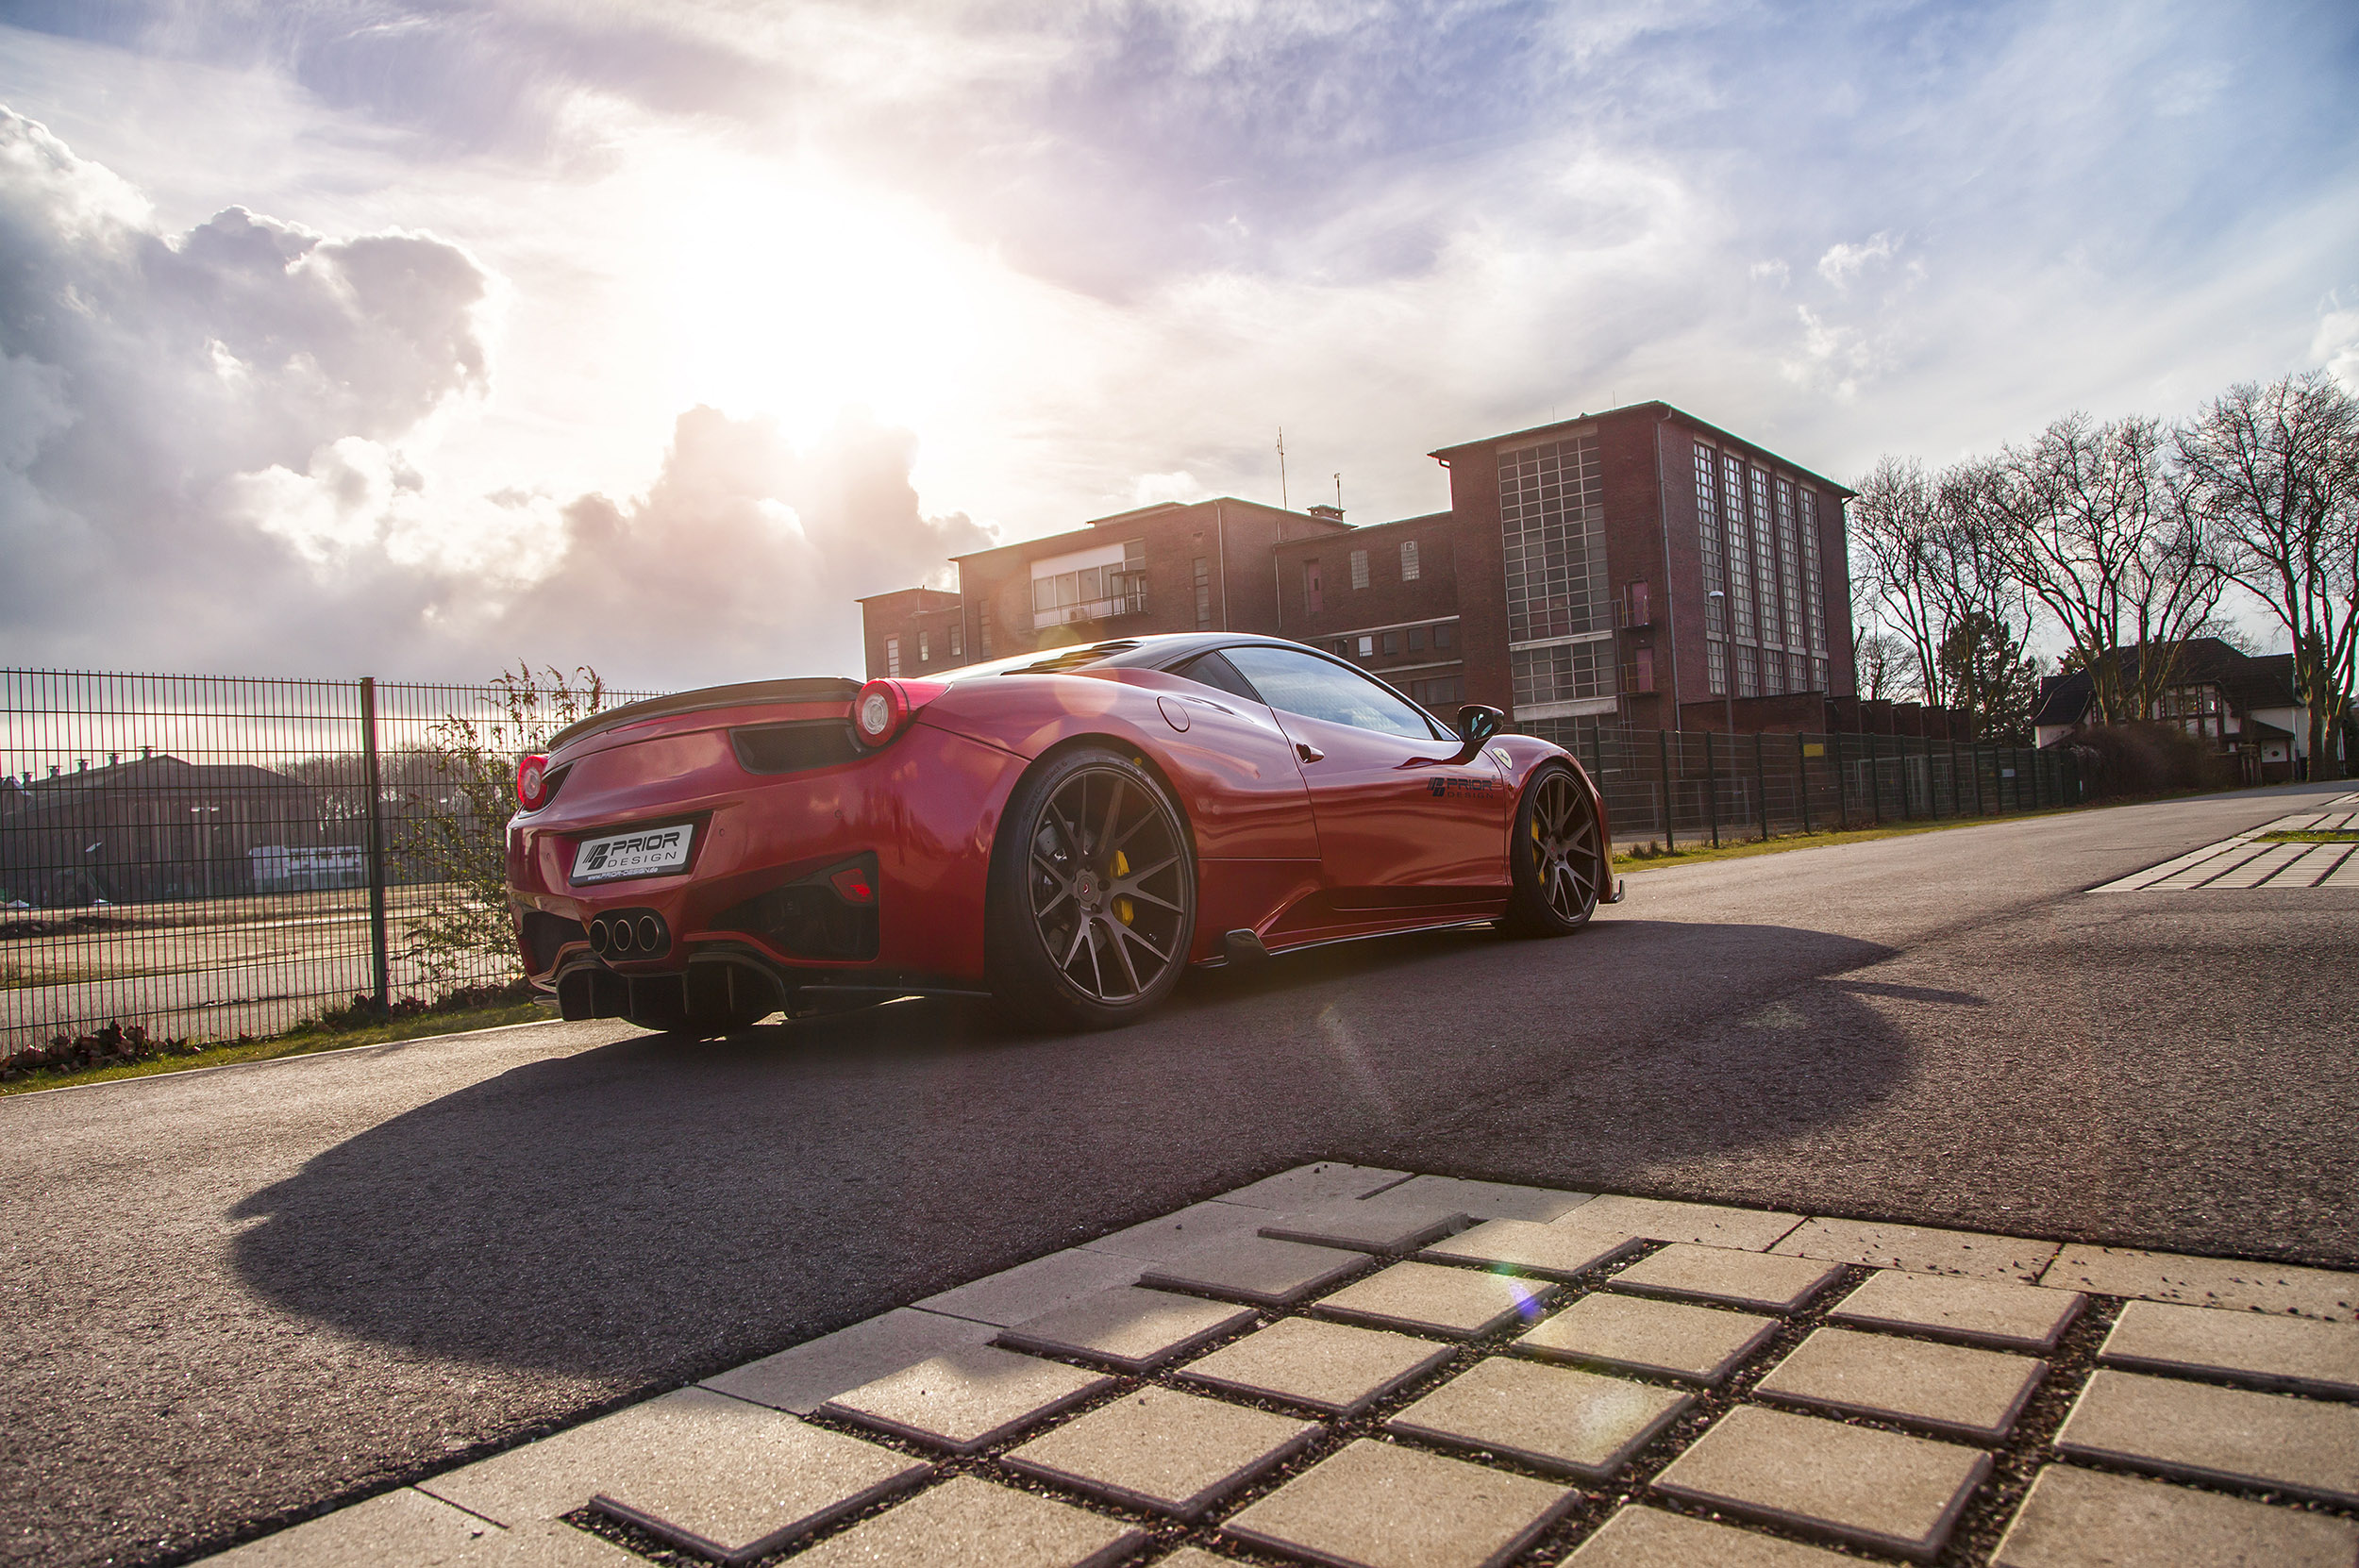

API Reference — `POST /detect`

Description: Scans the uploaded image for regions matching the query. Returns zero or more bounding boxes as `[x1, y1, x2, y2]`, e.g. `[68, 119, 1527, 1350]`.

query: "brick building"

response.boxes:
[859, 401, 1911, 740]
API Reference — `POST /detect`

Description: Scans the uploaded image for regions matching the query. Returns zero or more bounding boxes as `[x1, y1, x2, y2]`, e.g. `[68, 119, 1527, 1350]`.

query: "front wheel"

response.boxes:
[1500, 762, 1602, 937]
[986, 747, 1197, 1031]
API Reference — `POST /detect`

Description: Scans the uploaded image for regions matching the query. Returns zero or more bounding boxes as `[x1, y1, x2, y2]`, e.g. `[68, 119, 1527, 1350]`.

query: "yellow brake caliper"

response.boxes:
[1113, 849, 1133, 924]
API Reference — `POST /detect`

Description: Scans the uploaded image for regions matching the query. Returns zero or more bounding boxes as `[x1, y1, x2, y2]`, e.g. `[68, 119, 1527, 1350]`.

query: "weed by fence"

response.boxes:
[0, 670, 654, 1055]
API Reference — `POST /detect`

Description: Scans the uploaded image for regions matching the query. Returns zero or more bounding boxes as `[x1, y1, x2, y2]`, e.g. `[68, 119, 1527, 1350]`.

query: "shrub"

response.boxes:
[2067, 721, 2235, 797]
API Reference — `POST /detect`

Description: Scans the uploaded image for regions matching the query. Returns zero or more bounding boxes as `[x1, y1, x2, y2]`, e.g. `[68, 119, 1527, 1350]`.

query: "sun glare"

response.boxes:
[644, 146, 988, 442]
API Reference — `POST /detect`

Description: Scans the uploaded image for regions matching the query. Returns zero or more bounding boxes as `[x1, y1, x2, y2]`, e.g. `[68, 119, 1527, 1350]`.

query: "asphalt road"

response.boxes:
[6, 782, 2355, 1567]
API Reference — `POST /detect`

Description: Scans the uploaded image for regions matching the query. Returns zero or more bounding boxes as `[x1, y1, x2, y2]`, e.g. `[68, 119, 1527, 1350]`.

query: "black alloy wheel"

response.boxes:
[988, 748, 1196, 1030]
[1502, 761, 1602, 936]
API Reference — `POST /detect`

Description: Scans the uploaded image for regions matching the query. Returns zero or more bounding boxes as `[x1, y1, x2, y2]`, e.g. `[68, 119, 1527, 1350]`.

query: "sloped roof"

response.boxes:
[2031, 639, 2295, 728]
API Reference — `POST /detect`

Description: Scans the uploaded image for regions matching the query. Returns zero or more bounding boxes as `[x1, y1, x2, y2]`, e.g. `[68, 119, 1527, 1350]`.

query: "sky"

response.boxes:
[0, 0, 2354, 686]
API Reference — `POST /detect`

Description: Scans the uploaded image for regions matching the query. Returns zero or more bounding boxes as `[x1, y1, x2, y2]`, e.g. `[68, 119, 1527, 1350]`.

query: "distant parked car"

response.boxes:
[504, 634, 1614, 1034]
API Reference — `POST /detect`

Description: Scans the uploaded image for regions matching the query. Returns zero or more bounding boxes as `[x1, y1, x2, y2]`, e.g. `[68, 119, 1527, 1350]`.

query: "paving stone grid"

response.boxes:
[200, 1167, 2359, 1568]
[2094, 793, 2359, 892]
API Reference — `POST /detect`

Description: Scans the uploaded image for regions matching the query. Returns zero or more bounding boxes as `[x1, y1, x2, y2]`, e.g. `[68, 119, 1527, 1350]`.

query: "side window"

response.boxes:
[1173, 651, 1263, 703]
[1220, 645, 1440, 741]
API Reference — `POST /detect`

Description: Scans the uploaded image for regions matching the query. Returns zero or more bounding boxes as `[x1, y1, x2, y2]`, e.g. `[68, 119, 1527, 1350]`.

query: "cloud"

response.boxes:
[2315, 298, 2359, 393]
[1815, 233, 1898, 292]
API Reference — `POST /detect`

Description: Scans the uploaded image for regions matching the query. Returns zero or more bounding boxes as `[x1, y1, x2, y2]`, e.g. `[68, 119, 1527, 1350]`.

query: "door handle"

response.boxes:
[1296, 742, 1325, 763]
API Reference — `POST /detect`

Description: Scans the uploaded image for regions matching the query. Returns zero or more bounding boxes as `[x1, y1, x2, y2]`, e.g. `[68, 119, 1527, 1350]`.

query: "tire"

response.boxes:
[1500, 761, 1603, 937]
[986, 746, 1197, 1031]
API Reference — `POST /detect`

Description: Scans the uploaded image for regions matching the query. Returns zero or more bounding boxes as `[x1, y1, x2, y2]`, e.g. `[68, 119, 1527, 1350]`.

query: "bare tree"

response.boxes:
[1852, 626, 1918, 701]
[1850, 456, 2031, 709]
[2176, 373, 2359, 778]
[1961, 413, 2224, 726]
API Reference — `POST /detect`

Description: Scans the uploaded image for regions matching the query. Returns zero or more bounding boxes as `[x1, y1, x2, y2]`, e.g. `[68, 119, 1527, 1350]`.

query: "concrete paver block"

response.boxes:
[1830, 1268, 2084, 1352]
[1174, 1316, 1456, 1415]
[1516, 1293, 1778, 1385]
[995, 1285, 1258, 1373]
[1418, 1218, 1642, 1280]
[1772, 1216, 2059, 1282]
[1260, 1202, 1468, 1253]
[1217, 1162, 1413, 1209]
[1753, 1326, 2047, 1441]
[1313, 1260, 1555, 1338]
[1990, 1463, 2359, 1568]
[817, 1345, 1113, 1453]
[2053, 1369, 2359, 1506]
[1076, 1199, 1269, 1263]
[573, 1393, 929, 1563]
[1562, 1505, 1861, 1567]
[1139, 1234, 1371, 1306]
[1607, 1243, 1843, 1311]
[197, 1491, 639, 1567]
[917, 1248, 1146, 1327]
[703, 1308, 997, 1413]
[2042, 1245, 2359, 1322]
[1650, 1405, 1991, 1562]
[783, 1476, 1146, 1568]
[1380, 1175, 1594, 1222]
[1220, 1437, 1576, 1568]
[2098, 1298, 2359, 1396]
[1383, 1355, 1691, 1478]
[1003, 1385, 1318, 1520]
[1560, 1194, 1804, 1252]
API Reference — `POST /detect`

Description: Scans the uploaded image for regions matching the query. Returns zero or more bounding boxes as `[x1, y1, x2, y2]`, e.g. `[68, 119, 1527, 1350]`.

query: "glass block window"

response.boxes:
[1498, 437, 1609, 642]
[1512, 642, 1613, 708]
[1736, 642, 1759, 698]
[1707, 639, 1729, 696]
[1813, 655, 1830, 692]
[1696, 444, 1727, 640]
[1400, 540, 1421, 581]
[949, 622, 963, 659]
[884, 636, 901, 676]
[1349, 549, 1369, 590]
[1722, 453, 1755, 643]
[1194, 556, 1212, 630]
[918, 630, 930, 662]
[1799, 491, 1827, 654]
[1749, 466, 1778, 652]
[1776, 480, 1804, 653]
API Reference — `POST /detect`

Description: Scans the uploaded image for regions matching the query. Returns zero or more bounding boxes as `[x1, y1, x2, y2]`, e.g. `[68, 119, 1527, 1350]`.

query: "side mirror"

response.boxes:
[1449, 704, 1507, 764]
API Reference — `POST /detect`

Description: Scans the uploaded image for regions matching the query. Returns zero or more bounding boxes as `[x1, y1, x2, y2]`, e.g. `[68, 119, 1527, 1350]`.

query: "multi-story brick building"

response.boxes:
[860, 401, 1884, 739]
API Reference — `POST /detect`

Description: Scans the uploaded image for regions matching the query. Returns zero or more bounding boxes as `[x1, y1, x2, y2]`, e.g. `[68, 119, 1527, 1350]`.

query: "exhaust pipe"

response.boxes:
[638, 915, 661, 952]
[584, 909, 667, 959]
[587, 917, 610, 954]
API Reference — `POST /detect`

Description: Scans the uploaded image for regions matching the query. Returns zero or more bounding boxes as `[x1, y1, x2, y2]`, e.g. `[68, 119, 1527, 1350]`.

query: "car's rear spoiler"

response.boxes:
[545, 678, 862, 755]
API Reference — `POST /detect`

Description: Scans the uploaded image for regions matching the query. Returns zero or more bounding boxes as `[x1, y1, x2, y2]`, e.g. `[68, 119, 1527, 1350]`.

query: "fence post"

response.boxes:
[1866, 732, 1883, 825]
[1753, 731, 1768, 841]
[1947, 738, 1960, 818]
[1704, 730, 1720, 848]
[1798, 732, 1813, 833]
[1832, 732, 1849, 828]
[360, 676, 391, 1015]
[1657, 727, 1674, 851]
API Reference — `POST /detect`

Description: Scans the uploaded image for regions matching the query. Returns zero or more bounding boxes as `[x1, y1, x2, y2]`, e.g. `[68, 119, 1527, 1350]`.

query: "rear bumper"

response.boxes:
[506, 720, 1025, 1003]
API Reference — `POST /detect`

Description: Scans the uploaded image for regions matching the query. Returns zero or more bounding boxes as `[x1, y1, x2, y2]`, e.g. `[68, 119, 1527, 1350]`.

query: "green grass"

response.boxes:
[1611, 794, 2169, 873]
[0, 1000, 551, 1095]
[2257, 829, 2359, 843]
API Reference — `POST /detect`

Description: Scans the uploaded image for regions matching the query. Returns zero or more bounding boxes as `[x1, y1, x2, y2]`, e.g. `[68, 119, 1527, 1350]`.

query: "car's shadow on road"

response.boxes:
[230, 917, 1913, 1381]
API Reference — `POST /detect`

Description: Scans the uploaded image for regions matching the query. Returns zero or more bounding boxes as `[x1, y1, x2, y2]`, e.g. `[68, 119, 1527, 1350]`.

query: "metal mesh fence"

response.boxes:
[0, 671, 656, 1055]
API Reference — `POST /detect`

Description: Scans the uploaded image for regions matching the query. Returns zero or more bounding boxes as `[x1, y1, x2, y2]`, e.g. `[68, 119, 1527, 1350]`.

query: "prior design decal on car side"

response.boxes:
[571, 825, 694, 883]
[1428, 776, 1501, 798]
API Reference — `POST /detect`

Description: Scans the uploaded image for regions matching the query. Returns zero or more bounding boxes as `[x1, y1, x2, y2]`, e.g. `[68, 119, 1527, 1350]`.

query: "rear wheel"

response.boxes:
[1501, 762, 1601, 936]
[987, 747, 1196, 1031]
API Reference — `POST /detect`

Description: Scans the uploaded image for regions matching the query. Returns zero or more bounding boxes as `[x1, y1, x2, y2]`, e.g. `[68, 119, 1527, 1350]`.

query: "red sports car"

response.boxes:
[506, 633, 1615, 1032]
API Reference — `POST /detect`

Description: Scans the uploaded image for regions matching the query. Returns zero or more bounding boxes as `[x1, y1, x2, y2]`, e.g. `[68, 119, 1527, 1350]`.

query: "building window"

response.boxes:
[1736, 643, 1760, 699]
[1433, 623, 1452, 650]
[1357, 635, 1375, 658]
[918, 629, 930, 662]
[1306, 559, 1323, 614]
[885, 636, 901, 676]
[1775, 480, 1804, 654]
[1696, 445, 1727, 641]
[1334, 639, 1351, 656]
[1498, 437, 1609, 643]
[979, 600, 992, 656]
[1512, 642, 1612, 709]
[1194, 557, 1212, 630]
[1410, 676, 1464, 708]
[1381, 631, 1400, 656]
[1707, 640, 1728, 696]
[1350, 549, 1369, 589]
[1029, 539, 1147, 628]
[1813, 654, 1829, 692]
[1799, 491, 1827, 654]
[950, 622, 963, 659]
[1629, 646, 1656, 693]
[1722, 453, 1756, 646]
[1400, 540, 1421, 581]
[1750, 466, 1779, 654]
[1408, 626, 1426, 653]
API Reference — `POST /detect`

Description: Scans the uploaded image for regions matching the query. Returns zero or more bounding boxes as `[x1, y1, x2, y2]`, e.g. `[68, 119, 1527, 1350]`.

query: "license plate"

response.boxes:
[570, 824, 694, 884]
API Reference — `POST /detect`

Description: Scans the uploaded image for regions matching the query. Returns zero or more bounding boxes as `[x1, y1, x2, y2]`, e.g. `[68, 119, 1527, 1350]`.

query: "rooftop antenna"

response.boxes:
[1277, 427, 1288, 511]
[1333, 473, 1343, 512]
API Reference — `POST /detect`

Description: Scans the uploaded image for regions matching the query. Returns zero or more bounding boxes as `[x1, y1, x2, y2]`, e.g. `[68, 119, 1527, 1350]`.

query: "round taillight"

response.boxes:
[515, 753, 551, 810]
[853, 682, 902, 746]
